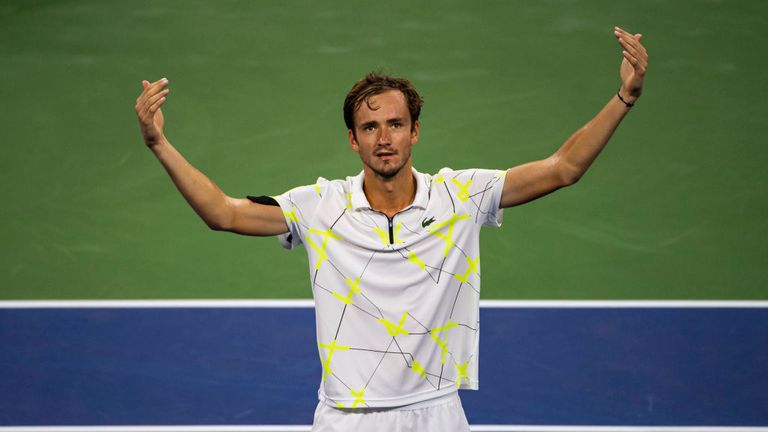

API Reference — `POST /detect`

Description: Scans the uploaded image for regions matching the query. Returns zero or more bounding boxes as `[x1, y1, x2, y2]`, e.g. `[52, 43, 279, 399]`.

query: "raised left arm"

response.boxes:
[500, 26, 648, 208]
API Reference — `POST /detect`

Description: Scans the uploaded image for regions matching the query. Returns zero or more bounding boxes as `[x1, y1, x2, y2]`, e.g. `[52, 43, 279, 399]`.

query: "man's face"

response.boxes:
[349, 90, 419, 179]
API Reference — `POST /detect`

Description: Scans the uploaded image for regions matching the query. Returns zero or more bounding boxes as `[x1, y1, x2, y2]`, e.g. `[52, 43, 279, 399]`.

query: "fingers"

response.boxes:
[136, 89, 169, 118]
[621, 51, 644, 74]
[146, 88, 169, 114]
[135, 78, 169, 116]
[614, 27, 647, 57]
[614, 26, 648, 73]
[136, 78, 168, 104]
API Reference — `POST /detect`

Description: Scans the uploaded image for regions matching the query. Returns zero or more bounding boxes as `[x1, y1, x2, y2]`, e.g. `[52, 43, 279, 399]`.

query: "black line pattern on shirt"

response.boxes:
[449, 282, 464, 320]
[401, 221, 421, 236]
[470, 175, 504, 224]
[407, 313, 430, 332]
[330, 208, 347, 229]
[315, 281, 381, 320]
[438, 362, 445, 390]
[284, 192, 312, 232]
[443, 181, 456, 213]
[395, 247, 440, 284]
[391, 336, 411, 368]
[358, 250, 378, 281]
[364, 338, 395, 389]
[334, 305, 347, 340]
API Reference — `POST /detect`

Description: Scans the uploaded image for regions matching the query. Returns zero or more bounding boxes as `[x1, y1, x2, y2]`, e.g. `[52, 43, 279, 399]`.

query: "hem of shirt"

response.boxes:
[484, 169, 506, 228]
[273, 194, 300, 250]
[320, 385, 461, 410]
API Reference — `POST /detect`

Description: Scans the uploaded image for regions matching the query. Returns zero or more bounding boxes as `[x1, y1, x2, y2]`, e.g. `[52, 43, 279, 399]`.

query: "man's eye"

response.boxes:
[392, 122, 402, 128]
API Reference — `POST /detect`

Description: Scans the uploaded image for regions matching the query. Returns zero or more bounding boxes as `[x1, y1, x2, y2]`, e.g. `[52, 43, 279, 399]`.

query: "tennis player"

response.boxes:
[135, 27, 647, 432]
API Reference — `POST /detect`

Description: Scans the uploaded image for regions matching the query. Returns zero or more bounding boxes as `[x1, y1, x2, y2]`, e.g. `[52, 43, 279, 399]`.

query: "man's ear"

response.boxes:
[349, 129, 359, 153]
[411, 121, 420, 145]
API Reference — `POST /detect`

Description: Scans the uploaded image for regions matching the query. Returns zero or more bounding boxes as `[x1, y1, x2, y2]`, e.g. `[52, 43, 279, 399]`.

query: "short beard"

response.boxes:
[365, 153, 410, 179]
[371, 164, 403, 179]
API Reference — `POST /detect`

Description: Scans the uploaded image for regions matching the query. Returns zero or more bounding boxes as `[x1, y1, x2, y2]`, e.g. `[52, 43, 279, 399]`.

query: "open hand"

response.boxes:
[614, 27, 648, 100]
[135, 78, 169, 147]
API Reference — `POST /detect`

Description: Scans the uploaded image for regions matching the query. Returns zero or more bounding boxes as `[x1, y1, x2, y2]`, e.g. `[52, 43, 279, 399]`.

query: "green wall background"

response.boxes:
[1, 0, 766, 299]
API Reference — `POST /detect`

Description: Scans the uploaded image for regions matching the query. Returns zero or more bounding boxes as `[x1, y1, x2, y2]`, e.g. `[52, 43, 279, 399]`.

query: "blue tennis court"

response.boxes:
[1, 302, 766, 430]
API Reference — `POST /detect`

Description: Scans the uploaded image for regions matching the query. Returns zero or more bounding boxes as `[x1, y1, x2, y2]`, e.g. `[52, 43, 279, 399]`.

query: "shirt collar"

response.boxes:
[350, 167, 429, 211]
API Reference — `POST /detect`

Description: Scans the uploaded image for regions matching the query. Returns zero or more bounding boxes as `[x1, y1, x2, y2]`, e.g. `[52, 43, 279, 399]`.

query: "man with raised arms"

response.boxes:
[135, 27, 648, 432]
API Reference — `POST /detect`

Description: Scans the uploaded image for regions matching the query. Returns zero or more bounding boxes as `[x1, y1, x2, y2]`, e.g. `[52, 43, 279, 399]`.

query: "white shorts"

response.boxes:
[311, 391, 470, 432]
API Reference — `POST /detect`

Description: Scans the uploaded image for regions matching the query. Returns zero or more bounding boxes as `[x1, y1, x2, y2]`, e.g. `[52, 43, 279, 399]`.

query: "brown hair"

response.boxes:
[343, 72, 424, 132]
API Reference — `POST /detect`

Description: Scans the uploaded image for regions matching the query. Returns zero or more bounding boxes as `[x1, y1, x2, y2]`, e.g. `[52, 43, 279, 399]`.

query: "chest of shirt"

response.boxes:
[301, 187, 477, 250]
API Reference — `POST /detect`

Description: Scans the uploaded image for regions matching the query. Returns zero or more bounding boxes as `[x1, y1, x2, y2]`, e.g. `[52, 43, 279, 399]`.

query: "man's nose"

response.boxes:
[378, 127, 391, 145]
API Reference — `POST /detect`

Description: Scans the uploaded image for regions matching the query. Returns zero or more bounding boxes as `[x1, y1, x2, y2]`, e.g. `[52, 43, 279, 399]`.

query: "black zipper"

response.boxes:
[372, 208, 410, 245]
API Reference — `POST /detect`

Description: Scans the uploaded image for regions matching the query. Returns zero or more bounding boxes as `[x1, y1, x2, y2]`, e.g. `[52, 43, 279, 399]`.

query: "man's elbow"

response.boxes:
[548, 155, 584, 188]
[201, 206, 236, 232]
[557, 163, 586, 187]
[206, 219, 228, 232]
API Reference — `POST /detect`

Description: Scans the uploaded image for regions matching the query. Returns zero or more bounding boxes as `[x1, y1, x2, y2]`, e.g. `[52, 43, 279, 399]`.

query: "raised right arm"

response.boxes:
[135, 78, 288, 236]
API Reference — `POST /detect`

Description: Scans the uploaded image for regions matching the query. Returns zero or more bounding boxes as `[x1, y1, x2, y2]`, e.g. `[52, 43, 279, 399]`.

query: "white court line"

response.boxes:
[0, 428, 308, 432]
[471, 427, 768, 432]
[0, 428, 304, 432]
[480, 300, 768, 308]
[1, 299, 767, 309]
[1, 426, 767, 432]
[0, 299, 315, 308]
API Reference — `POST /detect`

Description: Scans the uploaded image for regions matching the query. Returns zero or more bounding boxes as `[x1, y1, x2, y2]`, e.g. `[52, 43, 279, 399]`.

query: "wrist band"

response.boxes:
[616, 91, 635, 108]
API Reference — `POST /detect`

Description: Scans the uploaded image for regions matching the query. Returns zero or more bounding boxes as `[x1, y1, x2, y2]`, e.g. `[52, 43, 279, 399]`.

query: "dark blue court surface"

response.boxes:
[1, 306, 766, 427]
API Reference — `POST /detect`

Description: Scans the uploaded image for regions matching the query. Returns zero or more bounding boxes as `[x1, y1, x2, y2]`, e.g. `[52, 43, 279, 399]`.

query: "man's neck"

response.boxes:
[362, 165, 416, 219]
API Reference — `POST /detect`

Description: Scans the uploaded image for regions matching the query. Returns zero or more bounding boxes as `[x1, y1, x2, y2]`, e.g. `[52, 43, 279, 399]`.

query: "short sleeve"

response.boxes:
[272, 178, 328, 250]
[438, 167, 506, 227]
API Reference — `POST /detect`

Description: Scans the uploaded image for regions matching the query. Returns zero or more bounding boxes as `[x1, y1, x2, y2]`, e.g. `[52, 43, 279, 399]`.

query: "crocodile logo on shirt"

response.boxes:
[421, 216, 436, 228]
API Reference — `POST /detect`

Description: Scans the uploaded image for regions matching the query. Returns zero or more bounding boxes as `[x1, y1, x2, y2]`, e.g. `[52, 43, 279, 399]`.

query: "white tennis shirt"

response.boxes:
[274, 167, 505, 408]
